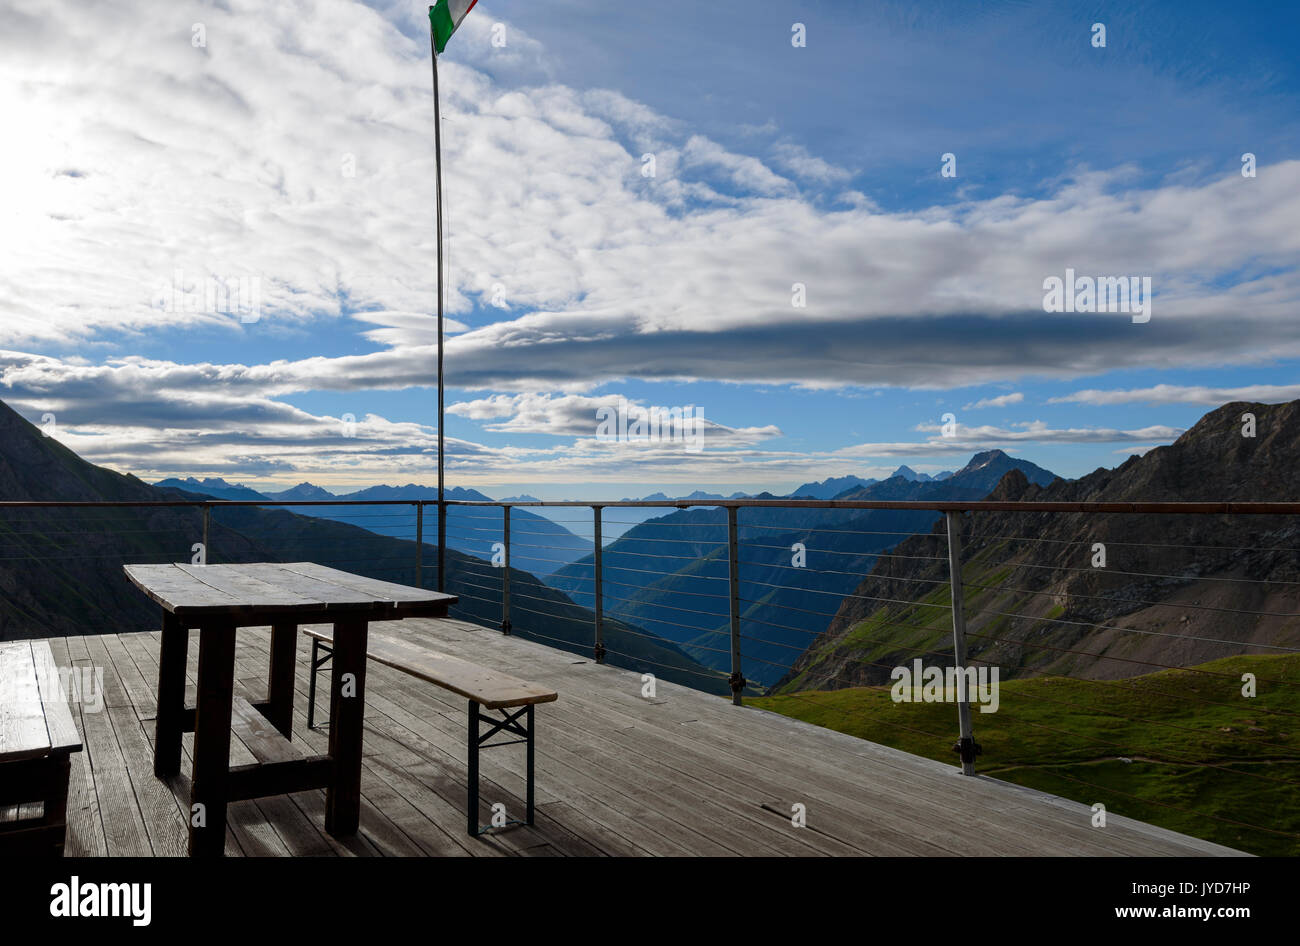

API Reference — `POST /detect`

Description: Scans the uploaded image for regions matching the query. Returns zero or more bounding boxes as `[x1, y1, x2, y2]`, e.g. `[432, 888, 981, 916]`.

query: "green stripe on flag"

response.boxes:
[430, 0, 477, 54]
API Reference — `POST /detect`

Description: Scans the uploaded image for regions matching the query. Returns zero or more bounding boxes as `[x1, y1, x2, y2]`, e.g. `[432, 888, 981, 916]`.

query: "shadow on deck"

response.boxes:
[19, 618, 1246, 856]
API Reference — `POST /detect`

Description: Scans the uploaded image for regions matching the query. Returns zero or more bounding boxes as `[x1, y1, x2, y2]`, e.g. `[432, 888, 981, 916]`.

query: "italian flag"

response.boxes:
[430, 0, 479, 54]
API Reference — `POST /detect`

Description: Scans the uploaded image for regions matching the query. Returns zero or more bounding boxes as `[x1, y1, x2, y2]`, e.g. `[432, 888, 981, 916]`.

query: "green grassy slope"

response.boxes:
[752, 654, 1300, 855]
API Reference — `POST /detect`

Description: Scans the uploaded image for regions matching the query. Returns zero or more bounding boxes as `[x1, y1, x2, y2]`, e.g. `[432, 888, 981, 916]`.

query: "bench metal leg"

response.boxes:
[467, 700, 536, 836]
[468, 699, 479, 836]
[308, 636, 333, 731]
[526, 704, 534, 826]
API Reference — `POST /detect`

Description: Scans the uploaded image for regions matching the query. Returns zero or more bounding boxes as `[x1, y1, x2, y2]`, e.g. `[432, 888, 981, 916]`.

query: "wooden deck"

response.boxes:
[6, 619, 1245, 856]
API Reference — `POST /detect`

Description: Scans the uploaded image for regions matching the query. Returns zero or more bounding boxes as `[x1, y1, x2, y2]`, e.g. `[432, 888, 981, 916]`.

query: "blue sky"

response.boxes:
[1, 0, 1298, 499]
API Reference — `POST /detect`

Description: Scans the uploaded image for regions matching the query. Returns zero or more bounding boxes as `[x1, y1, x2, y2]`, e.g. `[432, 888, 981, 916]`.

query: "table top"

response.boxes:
[123, 562, 458, 622]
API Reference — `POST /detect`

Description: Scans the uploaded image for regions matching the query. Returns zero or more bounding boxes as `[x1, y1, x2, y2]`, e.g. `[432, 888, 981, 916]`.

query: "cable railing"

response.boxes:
[2, 494, 1300, 853]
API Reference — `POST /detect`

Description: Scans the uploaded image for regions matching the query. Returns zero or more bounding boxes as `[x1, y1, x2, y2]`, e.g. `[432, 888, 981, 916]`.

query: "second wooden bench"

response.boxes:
[0, 641, 84, 856]
[304, 627, 557, 835]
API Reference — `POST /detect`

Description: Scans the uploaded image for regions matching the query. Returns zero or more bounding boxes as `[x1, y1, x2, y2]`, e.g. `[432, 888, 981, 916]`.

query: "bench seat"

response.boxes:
[303, 627, 557, 709]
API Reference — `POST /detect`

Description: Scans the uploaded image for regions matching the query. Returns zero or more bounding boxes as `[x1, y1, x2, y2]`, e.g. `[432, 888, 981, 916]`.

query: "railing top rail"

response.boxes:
[0, 499, 422, 508]
[1, 498, 1299, 514]
[443, 498, 1300, 515]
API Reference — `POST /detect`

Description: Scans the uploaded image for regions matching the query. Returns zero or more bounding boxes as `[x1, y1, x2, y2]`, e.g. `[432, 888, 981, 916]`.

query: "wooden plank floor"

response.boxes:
[14, 619, 1246, 856]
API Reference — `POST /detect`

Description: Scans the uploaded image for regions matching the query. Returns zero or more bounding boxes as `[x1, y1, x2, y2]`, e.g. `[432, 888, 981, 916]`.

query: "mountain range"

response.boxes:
[154, 479, 592, 576]
[789, 466, 955, 499]
[778, 400, 1300, 693]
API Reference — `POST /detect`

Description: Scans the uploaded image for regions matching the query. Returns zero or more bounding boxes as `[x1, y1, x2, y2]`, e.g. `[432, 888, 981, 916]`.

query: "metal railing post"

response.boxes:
[202, 505, 211, 564]
[415, 503, 424, 588]
[945, 511, 979, 775]
[593, 505, 605, 663]
[437, 500, 446, 592]
[726, 505, 745, 706]
[500, 505, 511, 635]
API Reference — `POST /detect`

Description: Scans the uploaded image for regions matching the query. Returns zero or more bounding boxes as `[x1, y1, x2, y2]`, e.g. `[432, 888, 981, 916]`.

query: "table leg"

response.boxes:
[324, 618, 367, 836]
[266, 622, 298, 738]
[153, 610, 188, 778]
[189, 620, 236, 858]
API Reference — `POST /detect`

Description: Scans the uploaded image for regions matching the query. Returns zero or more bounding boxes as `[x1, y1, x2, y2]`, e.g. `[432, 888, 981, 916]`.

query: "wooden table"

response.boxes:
[123, 562, 457, 857]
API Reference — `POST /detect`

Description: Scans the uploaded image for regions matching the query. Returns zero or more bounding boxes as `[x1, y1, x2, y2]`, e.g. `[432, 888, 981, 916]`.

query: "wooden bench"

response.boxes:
[304, 627, 557, 835]
[0, 641, 84, 855]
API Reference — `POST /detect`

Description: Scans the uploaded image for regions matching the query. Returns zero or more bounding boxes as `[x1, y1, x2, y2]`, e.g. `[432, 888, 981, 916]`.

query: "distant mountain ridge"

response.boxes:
[890, 465, 954, 483]
[150, 479, 591, 575]
[789, 474, 877, 498]
[263, 482, 336, 501]
[154, 477, 269, 502]
[176, 478, 499, 505]
[791, 466, 955, 499]
[832, 451, 1054, 501]
[618, 490, 750, 502]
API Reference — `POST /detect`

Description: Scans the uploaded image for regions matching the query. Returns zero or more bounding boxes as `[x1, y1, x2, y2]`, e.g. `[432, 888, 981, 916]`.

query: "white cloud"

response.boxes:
[830, 420, 1184, 458]
[769, 140, 854, 185]
[447, 391, 782, 444]
[1051, 383, 1300, 406]
[1113, 445, 1161, 457]
[681, 134, 794, 196]
[962, 392, 1024, 410]
[912, 419, 1184, 443]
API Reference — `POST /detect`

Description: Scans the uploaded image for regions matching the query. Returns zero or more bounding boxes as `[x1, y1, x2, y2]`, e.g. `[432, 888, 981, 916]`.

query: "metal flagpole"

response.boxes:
[429, 12, 447, 593]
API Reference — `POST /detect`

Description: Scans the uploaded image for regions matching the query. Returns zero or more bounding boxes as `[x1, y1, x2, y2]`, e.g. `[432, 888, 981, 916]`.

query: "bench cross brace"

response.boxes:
[468, 700, 535, 836]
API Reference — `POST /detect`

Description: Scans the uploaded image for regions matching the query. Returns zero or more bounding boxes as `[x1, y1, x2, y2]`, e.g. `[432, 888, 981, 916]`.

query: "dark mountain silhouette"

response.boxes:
[154, 477, 269, 501]
[618, 490, 749, 502]
[789, 474, 877, 498]
[791, 467, 956, 498]
[894, 465, 954, 482]
[779, 401, 1300, 693]
[263, 482, 337, 501]
[0, 399, 717, 691]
